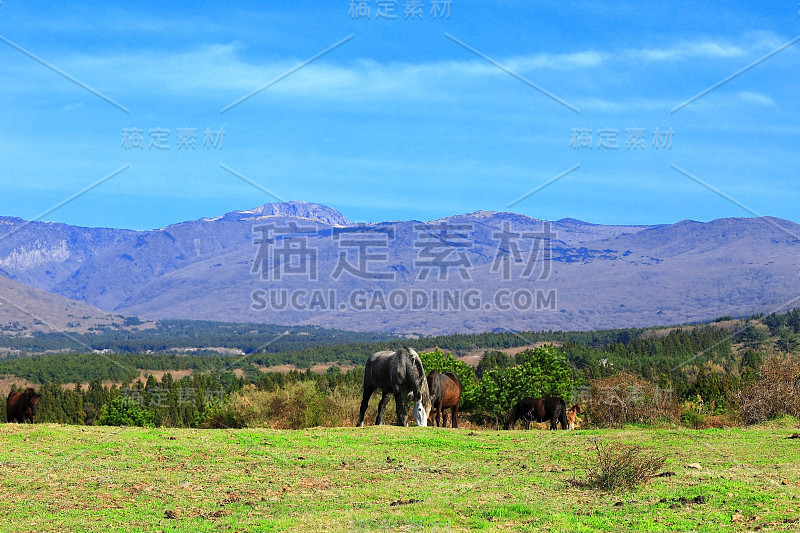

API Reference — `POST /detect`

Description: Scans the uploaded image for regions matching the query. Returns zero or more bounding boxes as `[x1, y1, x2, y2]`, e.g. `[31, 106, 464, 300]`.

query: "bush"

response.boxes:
[98, 398, 154, 427]
[575, 439, 667, 492]
[734, 354, 800, 424]
[584, 372, 679, 427]
[201, 381, 366, 429]
[680, 409, 706, 429]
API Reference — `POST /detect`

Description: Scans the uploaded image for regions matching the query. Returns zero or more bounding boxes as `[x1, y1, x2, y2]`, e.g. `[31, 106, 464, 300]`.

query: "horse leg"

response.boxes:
[375, 391, 391, 426]
[356, 386, 375, 427]
[551, 405, 563, 430]
[394, 392, 409, 427]
[436, 400, 443, 427]
[451, 406, 459, 429]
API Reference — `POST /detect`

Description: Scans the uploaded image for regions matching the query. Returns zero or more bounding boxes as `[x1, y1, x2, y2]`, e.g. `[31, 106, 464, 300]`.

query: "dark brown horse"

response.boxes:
[426, 370, 462, 428]
[7, 388, 40, 423]
[504, 396, 567, 430]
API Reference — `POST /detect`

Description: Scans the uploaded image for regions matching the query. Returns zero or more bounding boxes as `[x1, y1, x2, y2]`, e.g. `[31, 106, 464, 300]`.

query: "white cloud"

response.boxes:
[735, 91, 776, 107]
[631, 41, 746, 62]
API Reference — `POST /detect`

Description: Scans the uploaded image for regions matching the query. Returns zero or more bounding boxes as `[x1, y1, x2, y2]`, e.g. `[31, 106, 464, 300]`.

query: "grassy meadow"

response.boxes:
[1, 422, 799, 532]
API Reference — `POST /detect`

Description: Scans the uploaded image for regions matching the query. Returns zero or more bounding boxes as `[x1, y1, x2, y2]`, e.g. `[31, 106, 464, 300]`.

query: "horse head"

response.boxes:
[503, 404, 516, 430]
[407, 348, 432, 427]
[27, 389, 40, 417]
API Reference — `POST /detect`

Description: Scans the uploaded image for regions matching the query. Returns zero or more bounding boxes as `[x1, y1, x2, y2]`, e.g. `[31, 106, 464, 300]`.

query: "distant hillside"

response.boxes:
[0, 274, 148, 337]
[1, 201, 798, 335]
[0, 319, 396, 357]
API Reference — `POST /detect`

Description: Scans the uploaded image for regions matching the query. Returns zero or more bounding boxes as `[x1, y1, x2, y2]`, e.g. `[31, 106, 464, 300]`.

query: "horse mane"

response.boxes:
[411, 352, 431, 407]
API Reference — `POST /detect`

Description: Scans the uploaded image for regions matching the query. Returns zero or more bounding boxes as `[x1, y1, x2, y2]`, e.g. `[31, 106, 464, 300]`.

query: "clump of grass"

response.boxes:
[573, 438, 667, 492]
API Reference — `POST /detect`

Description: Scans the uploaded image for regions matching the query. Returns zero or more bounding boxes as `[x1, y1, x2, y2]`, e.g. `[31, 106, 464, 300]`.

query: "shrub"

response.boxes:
[575, 439, 667, 492]
[734, 354, 800, 424]
[680, 408, 706, 429]
[584, 372, 679, 427]
[200, 381, 368, 429]
[98, 398, 154, 427]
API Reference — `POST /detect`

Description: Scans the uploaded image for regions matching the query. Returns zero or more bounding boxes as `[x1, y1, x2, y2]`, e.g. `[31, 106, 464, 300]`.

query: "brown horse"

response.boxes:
[7, 388, 40, 423]
[566, 403, 583, 429]
[504, 396, 567, 430]
[426, 370, 462, 428]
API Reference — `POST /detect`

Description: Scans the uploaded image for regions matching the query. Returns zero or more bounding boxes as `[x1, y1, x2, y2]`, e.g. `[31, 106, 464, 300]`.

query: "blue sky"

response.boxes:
[0, 1, 798, 229]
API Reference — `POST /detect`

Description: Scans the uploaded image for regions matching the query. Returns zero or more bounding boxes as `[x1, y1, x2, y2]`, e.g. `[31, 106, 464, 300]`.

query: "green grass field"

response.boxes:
[1, 423, 799, 532]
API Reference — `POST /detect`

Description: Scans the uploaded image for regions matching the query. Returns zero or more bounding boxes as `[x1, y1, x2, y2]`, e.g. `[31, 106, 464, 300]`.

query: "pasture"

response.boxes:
[1, 423, 799, 532]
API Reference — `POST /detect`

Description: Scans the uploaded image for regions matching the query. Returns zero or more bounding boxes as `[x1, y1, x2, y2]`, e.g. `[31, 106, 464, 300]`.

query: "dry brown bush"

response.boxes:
[584, 372, 679, 427]
[734, 354, 800, 424]
[573, 438, 667, 492]
[202, 382, 364, 429]
[201, 381, 411, 429]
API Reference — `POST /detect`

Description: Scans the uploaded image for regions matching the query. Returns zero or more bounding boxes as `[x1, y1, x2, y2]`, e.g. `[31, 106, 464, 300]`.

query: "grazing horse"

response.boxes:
[504, 396, 567, 430]
[6, 388, 40, 423]
[426, 370, 462, 428]
[356, 347, 432, 427]
[566, 403, 583, 429]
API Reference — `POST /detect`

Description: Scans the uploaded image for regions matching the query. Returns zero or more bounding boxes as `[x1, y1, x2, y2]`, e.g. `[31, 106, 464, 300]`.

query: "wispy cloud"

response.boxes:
[4, 33, 793, 109]
[734, 90, 776, 107]
[630, 41, 747, 62]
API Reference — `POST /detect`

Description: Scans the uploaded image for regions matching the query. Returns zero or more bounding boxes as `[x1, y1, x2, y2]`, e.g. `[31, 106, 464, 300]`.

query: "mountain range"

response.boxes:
[1, 201, 798, 335]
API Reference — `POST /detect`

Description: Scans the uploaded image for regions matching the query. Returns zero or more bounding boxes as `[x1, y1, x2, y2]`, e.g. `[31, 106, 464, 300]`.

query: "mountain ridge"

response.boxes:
[1, 202, 798, 335]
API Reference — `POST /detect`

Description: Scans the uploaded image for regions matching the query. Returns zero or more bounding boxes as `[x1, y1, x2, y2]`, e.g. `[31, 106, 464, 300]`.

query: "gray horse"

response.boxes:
[356, 347, 432, 427]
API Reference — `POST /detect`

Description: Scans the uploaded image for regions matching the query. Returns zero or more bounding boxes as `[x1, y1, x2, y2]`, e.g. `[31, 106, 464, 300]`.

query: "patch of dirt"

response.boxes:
[0, 375, 37, 397]
[444, 343, 563, 368]
[253, 362, 355, 374]
[389, 499, 422, 507]
[660, 495, 706, 508]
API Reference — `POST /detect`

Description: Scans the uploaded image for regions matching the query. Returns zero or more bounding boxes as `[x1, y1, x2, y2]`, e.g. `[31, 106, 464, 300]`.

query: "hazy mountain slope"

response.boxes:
[0, 275, 143, 335]
[1, 202, 797, 335]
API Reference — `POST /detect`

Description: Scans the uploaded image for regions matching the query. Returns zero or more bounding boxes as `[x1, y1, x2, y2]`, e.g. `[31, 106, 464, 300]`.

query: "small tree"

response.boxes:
[585, 372, 679, 427]
[476, 350, 514, 379]
[735, 354, 800, 424]
[473, 346, 573, 425]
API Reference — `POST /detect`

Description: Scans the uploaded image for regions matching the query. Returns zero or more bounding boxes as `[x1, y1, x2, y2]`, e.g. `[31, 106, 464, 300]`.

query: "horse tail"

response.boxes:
[559, 398, 568, 430]
[362, 354, 375, 390]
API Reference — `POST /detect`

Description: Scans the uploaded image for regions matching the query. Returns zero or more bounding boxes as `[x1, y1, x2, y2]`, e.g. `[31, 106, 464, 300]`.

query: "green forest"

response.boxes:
[1, 310, 799, 430]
